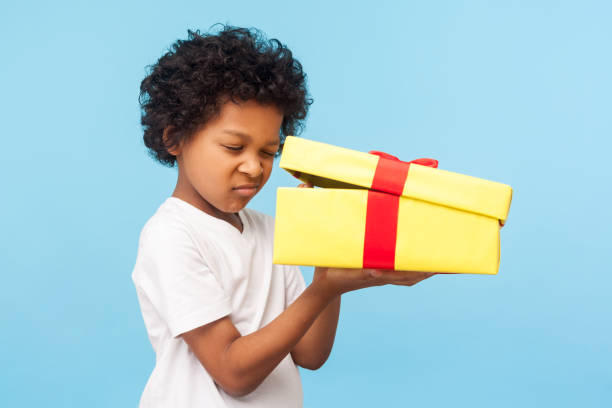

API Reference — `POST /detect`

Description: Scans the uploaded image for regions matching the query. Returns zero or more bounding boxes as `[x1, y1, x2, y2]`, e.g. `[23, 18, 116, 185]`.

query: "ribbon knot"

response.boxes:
[369, 150, 438, 169]
[368, 151, 438, 196]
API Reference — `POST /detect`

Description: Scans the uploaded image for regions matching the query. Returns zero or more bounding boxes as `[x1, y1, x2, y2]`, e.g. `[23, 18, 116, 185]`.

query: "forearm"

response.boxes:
[291, 295, 340, 369]
[222, 280, 336, 394]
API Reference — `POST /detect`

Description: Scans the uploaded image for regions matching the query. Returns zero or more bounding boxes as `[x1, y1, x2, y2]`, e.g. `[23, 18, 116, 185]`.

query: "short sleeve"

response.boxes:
[133, 222, 232, 337]
[284, 264, 306, 309]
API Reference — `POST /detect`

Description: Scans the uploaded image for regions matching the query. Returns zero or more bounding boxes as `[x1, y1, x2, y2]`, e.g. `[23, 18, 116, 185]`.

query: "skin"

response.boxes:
[163, 98, 436, 397]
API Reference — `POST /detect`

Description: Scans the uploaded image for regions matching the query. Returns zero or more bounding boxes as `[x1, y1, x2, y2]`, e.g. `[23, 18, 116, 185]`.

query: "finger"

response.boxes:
[380, 271, 436, 286]
[375, 270, 433, 281]
[404, 272, 436, 283]
[406, 273, 436, 285]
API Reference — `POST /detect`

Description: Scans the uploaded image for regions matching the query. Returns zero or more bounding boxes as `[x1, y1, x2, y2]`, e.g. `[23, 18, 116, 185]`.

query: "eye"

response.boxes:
[262, 150, 277, 157]
[223, 145, 243, 151]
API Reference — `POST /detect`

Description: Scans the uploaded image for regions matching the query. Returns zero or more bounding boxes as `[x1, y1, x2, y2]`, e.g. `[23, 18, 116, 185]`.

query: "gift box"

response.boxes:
[273, 136, 513, 275]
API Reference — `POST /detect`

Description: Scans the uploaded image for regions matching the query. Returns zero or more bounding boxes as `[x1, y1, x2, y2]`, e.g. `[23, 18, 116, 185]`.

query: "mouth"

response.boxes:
[234, 184, 260, 189]
[233, 184, 260, 197]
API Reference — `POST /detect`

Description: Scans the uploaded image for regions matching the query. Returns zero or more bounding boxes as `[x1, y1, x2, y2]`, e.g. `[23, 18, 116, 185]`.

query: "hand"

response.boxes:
[297, 182, 314, 188]
[373, 269, 437, 286]
[313, 267, 436, 298]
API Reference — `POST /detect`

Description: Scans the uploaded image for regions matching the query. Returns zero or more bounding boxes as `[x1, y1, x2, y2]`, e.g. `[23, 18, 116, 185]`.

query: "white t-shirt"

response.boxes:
[132, 197, 307, 407]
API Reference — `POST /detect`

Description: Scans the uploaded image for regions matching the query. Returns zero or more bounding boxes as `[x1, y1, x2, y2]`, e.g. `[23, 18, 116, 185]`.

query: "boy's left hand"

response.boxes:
[367, 268, 436, 286]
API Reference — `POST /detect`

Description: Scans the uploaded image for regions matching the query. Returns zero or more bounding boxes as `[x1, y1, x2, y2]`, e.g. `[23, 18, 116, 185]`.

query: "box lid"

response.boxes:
[279, 136, 513, 224]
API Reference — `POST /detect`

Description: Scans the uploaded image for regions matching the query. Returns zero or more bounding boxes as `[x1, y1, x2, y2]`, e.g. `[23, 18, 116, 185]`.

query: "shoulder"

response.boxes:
[132, 199, 203, 282]
[139, 199, 197, 248]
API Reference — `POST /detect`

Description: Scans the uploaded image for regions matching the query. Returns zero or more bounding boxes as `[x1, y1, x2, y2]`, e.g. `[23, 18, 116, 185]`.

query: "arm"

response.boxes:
[183, 266, 435, 396]
[290, 283, 341, 370]
[181, 278, 337, 397]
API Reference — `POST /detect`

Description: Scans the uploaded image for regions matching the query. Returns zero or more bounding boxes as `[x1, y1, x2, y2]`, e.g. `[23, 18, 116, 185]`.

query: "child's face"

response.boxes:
[170, 99, 282, 219]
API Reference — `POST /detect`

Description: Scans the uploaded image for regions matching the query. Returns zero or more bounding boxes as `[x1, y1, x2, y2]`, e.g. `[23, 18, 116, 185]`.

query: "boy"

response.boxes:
[132, 25, 434, 407]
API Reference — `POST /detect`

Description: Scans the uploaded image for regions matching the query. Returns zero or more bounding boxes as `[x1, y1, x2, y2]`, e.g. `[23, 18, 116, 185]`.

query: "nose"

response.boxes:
[238, 155, 264, 178]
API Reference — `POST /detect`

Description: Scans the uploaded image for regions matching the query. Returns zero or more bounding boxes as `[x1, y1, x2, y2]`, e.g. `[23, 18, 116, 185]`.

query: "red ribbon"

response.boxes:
[363, 151, 438, 269]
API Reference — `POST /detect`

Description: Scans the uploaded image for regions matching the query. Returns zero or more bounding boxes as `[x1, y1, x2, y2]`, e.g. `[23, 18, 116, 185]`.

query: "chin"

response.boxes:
[225, 199, 250, 213]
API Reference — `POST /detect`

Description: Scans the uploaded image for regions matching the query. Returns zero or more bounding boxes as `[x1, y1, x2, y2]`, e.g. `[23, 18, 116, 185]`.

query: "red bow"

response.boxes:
[369, 151, 438, 168]
[368, 151, 438, 195]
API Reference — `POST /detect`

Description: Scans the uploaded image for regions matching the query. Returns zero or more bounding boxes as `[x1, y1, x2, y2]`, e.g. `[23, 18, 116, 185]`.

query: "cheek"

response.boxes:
[184, 149, 229, 185]
[263, 160, 274, 178]
[191, 144, 227, 170]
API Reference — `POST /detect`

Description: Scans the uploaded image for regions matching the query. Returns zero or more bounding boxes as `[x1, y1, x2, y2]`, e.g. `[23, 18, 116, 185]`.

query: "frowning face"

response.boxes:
[166, 99, 282, 223]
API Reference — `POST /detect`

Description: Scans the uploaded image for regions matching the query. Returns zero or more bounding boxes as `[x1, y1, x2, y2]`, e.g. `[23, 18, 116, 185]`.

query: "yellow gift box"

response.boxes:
[273, 136, 513, 275]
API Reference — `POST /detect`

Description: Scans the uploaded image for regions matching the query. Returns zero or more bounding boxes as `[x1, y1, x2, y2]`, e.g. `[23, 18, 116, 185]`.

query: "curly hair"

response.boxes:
[139, 25, 313, 167]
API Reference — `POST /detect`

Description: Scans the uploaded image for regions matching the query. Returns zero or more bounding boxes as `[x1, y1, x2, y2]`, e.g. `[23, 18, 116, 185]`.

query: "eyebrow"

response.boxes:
[222, 129, 280, 146]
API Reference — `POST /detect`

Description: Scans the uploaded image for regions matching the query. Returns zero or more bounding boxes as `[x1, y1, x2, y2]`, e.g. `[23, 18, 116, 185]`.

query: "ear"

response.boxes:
[162, 126, 182, 156]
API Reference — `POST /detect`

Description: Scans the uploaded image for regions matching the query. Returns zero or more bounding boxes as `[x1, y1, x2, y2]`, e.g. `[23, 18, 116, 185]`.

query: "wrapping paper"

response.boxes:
[273, 136, 513, 274]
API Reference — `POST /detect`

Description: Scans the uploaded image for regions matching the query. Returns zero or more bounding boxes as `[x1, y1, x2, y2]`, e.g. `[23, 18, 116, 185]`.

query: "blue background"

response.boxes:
[1, 1, 610, 407]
